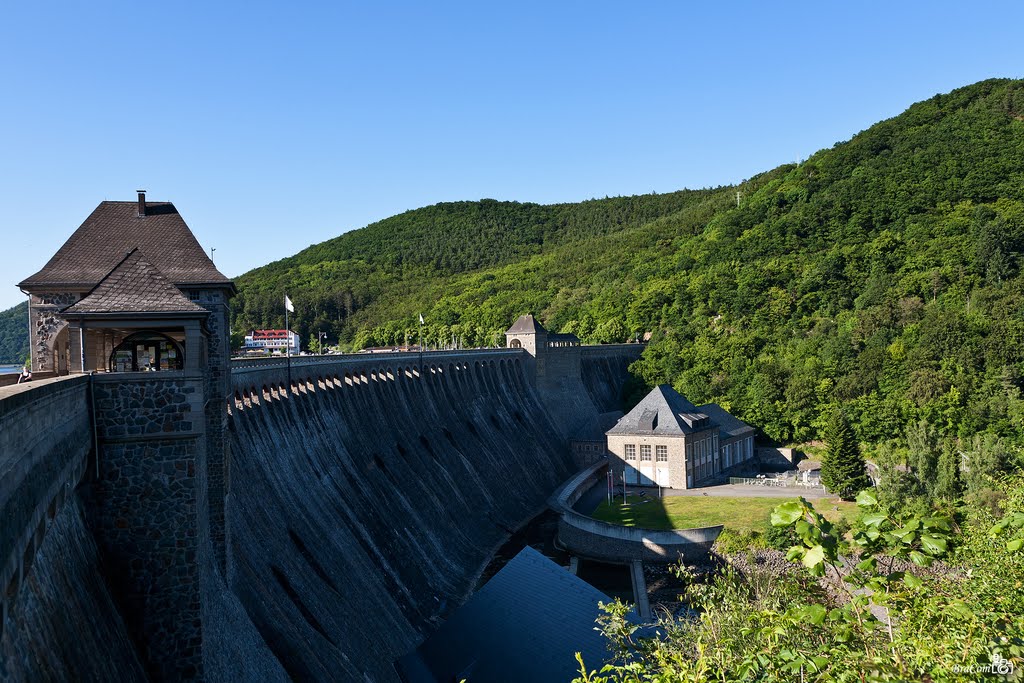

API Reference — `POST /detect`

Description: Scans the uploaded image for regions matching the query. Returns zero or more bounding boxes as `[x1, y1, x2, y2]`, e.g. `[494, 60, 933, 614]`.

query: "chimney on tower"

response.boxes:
[137, 189, 147, 217]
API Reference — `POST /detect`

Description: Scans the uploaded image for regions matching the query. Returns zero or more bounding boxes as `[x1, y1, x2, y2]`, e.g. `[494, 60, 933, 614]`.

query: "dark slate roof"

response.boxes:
[606, 384, 715, 436]
[19, 200, 231, 289]
[549, 332, 580, 343]
[697, 403, 755, 440]
[62, 249, 208, 315]
[572, 410, 623, 441]
[396, 546, 630, 683]
[505, 314, 547, 335]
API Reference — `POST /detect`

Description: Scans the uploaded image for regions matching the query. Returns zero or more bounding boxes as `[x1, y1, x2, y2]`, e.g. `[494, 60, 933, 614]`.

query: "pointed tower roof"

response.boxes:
[61, 248, 208, 316]
[505, 314, 548, 335]
[18, 200, 231, 290]
[606, 384, 715, 436]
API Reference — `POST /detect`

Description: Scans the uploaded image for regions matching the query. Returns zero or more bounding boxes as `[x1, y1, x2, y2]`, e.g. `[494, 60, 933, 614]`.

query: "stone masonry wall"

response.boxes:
[184, 286, 233, 573]
[88, 374, 207, 681]
[27, 292, 79, 373]
[556, 513, 721, 563]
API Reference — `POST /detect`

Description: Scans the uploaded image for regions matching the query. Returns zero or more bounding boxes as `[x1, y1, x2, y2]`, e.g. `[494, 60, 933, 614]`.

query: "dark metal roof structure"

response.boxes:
[697, 403, 755, 440]
[606, 384, 714, 436]
[62, 248, 208, 316]
[571, 410, 624, 442]
[505, 314, 547, 335]
[19, 200, 231, 289]
[396, 546, 627, 683]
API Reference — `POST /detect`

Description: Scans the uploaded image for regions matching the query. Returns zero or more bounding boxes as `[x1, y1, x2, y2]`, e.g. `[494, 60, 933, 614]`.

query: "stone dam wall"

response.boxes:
[0, 376, 146, 682]
[0, 346, 640, 681]
[225, 349, 636, 681]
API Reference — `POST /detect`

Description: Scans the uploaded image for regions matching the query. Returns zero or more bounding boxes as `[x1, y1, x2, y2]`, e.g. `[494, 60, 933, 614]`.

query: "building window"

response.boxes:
[108, 331, 184, 372]
[640, 445, 652, 461]
[656, 445, 668, 462]
[624, 444, 636, 460]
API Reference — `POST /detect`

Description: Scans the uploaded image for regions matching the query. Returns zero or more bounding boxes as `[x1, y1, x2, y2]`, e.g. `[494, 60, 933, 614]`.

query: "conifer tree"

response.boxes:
[934, 441, 963, 501]
[821, 408, 871, 500]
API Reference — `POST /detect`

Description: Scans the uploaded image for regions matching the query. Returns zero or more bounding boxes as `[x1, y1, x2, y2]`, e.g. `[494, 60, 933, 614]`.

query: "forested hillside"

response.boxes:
[236, 79, 1024, 462]
[231, 190, 715, 341]
[0, 301, 28, 365]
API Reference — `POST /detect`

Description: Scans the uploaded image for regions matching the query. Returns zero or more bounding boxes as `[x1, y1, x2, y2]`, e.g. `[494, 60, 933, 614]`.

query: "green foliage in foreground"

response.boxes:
[0, 301, 29, 365]
[574, 477, 1024, 682]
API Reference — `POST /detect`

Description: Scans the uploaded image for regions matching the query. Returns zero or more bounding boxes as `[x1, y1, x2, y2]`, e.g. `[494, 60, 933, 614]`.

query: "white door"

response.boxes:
[624, 465, 639, 485]
[639, 466, 655, 486]
[656, 466, 671, 487]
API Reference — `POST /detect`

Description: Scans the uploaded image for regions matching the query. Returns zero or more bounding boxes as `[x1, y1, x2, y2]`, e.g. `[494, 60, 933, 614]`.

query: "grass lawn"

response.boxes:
[590, 494, 859, 533]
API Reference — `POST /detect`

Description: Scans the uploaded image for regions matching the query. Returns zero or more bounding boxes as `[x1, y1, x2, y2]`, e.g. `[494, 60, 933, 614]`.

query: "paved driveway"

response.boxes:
[639, 482, 829, 500]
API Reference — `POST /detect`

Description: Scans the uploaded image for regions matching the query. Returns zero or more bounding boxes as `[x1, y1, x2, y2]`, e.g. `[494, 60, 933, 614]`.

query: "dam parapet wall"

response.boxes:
[1, 343, 644, 681]
[0, 376, 92, 638]
[231, 349, 522, 395]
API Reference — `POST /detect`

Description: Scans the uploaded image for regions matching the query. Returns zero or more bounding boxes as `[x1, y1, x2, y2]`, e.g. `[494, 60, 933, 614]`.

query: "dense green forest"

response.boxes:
[231, 190, 715, 346]
[0, 301, 28, 365]
[235, 79, 1024, 465]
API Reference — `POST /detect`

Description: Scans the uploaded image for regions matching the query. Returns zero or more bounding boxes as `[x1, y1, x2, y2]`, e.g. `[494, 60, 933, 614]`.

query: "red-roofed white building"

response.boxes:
[244, 329, 300, 354]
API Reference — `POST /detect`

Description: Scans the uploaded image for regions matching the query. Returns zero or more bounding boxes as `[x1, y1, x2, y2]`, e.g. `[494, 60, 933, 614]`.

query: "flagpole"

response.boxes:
[418, 314, 424, 374]
[285, 295, 292, 392]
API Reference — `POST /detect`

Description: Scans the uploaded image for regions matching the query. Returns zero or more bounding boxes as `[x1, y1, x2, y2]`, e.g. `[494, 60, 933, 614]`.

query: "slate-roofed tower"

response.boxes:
[17, 192, 234, 681]
[505, 313, 548, 356]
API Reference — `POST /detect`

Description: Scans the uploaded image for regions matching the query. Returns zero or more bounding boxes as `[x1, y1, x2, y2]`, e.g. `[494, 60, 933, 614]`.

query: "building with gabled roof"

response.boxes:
[62, 248, 208, 316]
[606, 384, 755, 489]
[505, 313, 547, 353]
[17, 191, 233, 375]
[19, 198, 230, 290]
[14, 191, 236, 677]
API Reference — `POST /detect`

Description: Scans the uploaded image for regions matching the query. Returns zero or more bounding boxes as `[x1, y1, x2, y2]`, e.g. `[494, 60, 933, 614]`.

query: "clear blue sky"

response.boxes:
[2, 1, 1023, 310]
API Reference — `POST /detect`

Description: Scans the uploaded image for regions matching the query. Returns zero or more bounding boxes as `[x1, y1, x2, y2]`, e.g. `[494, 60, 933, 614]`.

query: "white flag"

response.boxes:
[285, 295, 294, 313]
[419, 313, 424, 324]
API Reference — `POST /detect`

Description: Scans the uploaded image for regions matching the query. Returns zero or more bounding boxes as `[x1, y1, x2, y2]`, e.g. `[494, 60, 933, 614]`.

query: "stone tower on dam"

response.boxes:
[0, 194, 642, 681]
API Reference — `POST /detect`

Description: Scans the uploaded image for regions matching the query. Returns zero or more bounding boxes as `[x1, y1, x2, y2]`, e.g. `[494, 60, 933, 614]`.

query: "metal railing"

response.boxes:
[729, 475, 825, 490]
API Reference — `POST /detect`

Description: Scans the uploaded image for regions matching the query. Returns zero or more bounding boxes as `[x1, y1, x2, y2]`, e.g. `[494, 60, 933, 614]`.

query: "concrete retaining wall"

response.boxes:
[550, 462, 722, 564]
[757, 447, 800, 472]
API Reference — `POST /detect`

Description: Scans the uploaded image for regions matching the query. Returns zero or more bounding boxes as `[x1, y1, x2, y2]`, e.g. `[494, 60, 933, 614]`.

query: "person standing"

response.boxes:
[16, 367, 32, 384]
